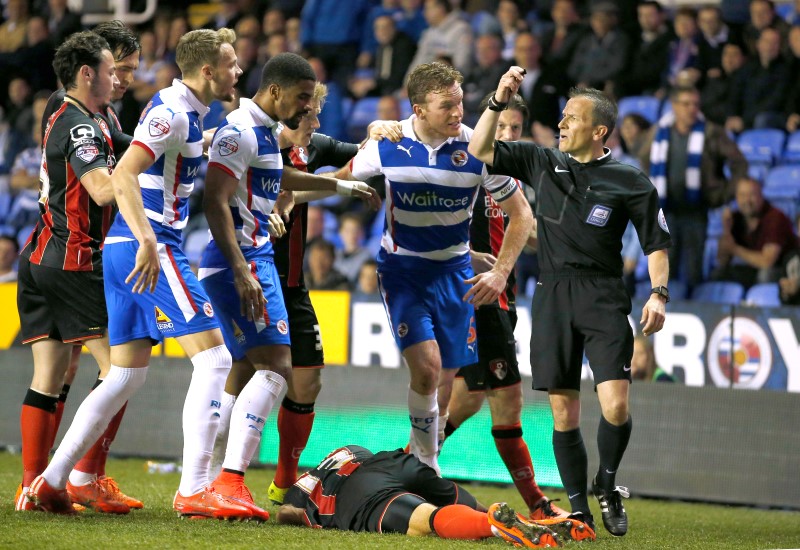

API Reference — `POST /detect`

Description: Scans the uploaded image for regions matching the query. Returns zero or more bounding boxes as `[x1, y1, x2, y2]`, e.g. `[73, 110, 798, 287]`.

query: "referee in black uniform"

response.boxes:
[469, 67, 671, 538]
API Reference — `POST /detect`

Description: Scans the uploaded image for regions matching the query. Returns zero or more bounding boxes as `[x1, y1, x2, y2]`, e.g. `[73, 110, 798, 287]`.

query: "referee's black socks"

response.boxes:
[595, 415, 632, 491]
[552, 427, 590, 515]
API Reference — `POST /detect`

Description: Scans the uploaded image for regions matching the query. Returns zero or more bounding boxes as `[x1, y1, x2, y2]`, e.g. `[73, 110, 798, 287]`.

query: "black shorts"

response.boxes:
[339, 450, 466, 532]
[17, 256, 107, 344]
[281, 285, 324, 367]
[530, 275, 633, 391]
[456, 307, 521, 391]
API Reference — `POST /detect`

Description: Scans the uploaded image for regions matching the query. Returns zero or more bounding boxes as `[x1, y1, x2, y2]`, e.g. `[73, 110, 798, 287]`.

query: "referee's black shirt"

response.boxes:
[489, 141, 671, 278]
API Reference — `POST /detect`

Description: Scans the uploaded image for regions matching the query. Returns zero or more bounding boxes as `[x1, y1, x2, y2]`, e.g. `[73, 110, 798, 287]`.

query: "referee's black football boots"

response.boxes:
[592, 477, 630, 536]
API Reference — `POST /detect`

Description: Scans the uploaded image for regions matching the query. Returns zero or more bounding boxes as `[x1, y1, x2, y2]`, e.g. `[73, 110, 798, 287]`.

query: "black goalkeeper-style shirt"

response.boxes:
[490, 142, 671, 278]
[276, 133, 358, 288]
[22, 96, 115, 271]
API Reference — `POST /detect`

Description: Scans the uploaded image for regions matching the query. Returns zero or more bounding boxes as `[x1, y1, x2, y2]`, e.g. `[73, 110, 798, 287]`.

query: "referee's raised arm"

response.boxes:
[468, 66, 526, 165]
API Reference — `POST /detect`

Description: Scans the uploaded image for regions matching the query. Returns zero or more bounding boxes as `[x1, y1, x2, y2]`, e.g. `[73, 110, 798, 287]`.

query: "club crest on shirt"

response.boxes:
[149, 116, 170, 137]
[490, 358, 508, 380]
[277, 319, 288, 335]
[296, 147, 308, 164]
[75, 143, 99, 163]
[397, 322, 409, 338]
[658, 208, 670, 233]
[218, 136, 239, 156]
[203, 302, 214, 318]
[586, 205, 612, 227]
[95, 117, 111, 142]
[451, 150, 468, 167]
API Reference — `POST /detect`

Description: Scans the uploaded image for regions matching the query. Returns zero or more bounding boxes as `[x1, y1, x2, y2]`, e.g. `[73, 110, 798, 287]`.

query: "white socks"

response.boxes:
[179, 345, 231, 496]
[43, 366, 148, 488]
[408, 386, 440, 475]
[222, 370, 286, 473]
[209, 391, 236, 481]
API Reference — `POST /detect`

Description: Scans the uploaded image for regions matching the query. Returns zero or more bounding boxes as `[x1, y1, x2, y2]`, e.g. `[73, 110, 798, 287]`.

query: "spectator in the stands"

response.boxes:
[539, 0, 585, 85]
[5, 76, 33, 138]
[44, 0, 82, 47]
[567, 1, 630, 97]
[618, 0, 671, 98]
[234, 34, 259, 97]
[131, 30, 165, 104]
[742, 0, 790, 58]
[641, 85, 748, 290]
[697, 5, 736, 81]
[0, 0, 29, 53]
[7, 115, 40, 229]
[663, 7, 702, 93]
[262, 8, 286, 37]
[0, 16, 57, 96]
[307, 205, 325, 244]
[631, 335, 676, 383]
[285, 17, 302, 53]
[778, 215, 800, 305]
[701, 42, 747, 126]
[164, 13, 190, 64]
[350, 14, 417, 98]
[713, 177, 798, 288]
[301, 0, 372, 91]
[235, 15, 261, 40]
[355, 258, 380, 295]
[308, 56, 346, 141]
[726, 27, 790, 132]
[406, 0, 473, 78]
[0, 235, 19, 283]
[510, 32, 560, 131]
[495, 0, 527, 61]
[395, 0, 427, 44]
[463, 34, 507, 120]
[784, 25, 800, 133]
[377, 95, 402, 122]
[334, 213, 373, 284]
[204, 0, 245, 32]
[306, 239, 351, 291]
[618, 113, 652, 169]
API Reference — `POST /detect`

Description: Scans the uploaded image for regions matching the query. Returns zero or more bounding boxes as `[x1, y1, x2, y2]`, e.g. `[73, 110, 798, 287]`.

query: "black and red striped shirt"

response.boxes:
[469, 184, 519, 311]
[276, 133, 358, 288]
[21, 96, 115, 271]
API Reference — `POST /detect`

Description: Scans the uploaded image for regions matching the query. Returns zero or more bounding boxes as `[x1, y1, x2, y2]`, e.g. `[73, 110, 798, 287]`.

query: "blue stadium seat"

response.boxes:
[762, 184, 800, 221]
[400, 100, 413, 120]
[781, 131, 800, 164]
[617, 96, 661, 124]
[764, 165, 800, 190]
[702, 237, 719, 280]
[691, 281, 745, 305]
[183, 229, 209, 267]
[706, 206, 726, 237]
[737, 129, 786, 166]
[745, 283, 781, 307]
[346, 97, 380, 142]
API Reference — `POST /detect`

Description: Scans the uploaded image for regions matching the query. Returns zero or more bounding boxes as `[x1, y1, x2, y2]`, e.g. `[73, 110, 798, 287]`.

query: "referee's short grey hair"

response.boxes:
[569, 87, 617, 142]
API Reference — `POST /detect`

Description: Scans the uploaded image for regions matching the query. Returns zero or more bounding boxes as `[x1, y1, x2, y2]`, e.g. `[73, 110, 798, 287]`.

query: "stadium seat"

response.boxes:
[764, 165, 800, 191]
[762, 184, 800, 221]
[183, 229, 209, 267]
[400, 100, 413, 120]
[781, 131, 800, 164]
[702, 237, 719, 280]
[737, 129, 786, 166]
[617, 96, 661, 124]
[691, 281, 745, 305]
[745, 283, 781, 307]
[346, 97, 380, 142]
[706, 206, 726, 237]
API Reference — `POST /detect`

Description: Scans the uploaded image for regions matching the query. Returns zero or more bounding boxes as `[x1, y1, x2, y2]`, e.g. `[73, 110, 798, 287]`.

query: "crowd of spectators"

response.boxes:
[0, 0, 799, 303]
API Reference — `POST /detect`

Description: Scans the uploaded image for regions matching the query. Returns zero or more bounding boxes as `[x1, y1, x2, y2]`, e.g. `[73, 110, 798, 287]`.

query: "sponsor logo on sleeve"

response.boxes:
[70, 124, 96, 142]
[75, 144, 99, 163]
[658, 208, 670, 233]
[586, 205, 612, 227]
[451, 149, 468, 167]
[218, 136, 239, 156]
[149, 116, 171, 137]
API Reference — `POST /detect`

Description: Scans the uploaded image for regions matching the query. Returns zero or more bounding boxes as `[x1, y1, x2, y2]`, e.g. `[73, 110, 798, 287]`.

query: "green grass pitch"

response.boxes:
[1, 453, 798, 549]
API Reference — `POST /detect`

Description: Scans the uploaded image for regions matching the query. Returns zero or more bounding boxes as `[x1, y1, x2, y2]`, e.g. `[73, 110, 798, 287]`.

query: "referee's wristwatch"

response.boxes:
[650, 285, 670, 303]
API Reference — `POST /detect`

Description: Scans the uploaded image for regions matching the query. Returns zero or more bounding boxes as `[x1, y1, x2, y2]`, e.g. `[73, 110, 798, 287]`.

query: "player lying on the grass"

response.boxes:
[275, 445, 563, 547]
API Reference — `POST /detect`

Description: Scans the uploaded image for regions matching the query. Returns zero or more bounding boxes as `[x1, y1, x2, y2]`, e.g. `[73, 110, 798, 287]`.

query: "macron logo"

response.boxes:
[397, 144, 414, 157]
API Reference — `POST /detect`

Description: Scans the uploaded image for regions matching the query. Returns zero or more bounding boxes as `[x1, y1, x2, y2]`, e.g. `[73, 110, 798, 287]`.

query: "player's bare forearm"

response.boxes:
[110, 159, 154, 246]
[733, 243, 780, 270]
[292, 190, 334, 204]
[276, 504, 307, 526]
[203, 168, 249, 274]
[282, 166, 337, 192]
[494, 193, 534, 278]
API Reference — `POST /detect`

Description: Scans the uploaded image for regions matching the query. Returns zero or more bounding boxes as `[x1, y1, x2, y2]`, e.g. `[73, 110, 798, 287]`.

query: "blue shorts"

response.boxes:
[103, 241, 220, 346]
[200, 259, 290, 361]
[377, 267, 477, 369]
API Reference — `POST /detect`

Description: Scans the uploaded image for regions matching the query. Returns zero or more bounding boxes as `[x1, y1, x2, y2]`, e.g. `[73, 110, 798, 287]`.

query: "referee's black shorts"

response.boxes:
[282, 285, 324, 368]
[456, 306, 521, 391]
[530, 274, 633, 391]
[17, 256, 107, 345]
